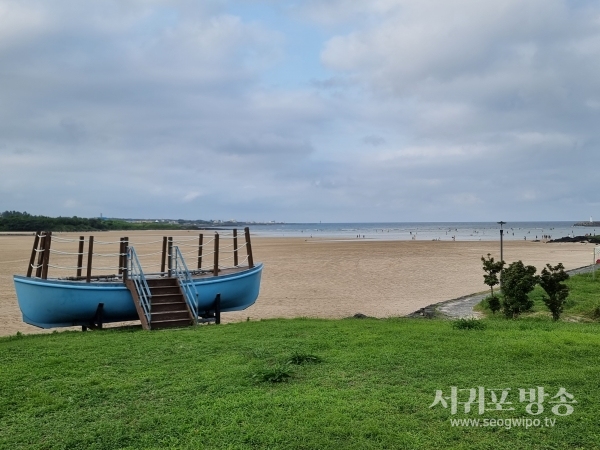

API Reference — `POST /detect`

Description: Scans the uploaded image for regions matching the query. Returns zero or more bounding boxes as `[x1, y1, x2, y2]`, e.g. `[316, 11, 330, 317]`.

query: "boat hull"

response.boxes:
[13, 264, 263, 329]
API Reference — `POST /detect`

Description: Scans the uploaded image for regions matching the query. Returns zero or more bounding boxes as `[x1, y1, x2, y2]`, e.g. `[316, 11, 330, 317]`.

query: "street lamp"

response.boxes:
[498, 221, 506, 289]
[497, 221, 506, 262]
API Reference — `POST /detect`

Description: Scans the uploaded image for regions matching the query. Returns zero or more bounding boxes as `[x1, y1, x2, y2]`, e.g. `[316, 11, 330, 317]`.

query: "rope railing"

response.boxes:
[178, 250, 202, 258]
[88, 239, 123, 245]
[47, 264, 85, 270]
[172, 237, 216, 247]
[217, 254, 250, 270]
[132, 261, 162, 268]
[49, 236, 85, 243]
[87, 265, 121, 270]
[170, 236, 200, 242]
[173, 242, 207, 248]
[26, 228, 255, 280]
[88, 252, 123, 257]
[130, 251, 163, 257]
[192, 249, 216, 257]
[48, 249, 84, 256]
[125, 238, 165, 245]
[218, 246, 246, 254]
[47, 236, 164, 246]
[46, 265, 120, 271]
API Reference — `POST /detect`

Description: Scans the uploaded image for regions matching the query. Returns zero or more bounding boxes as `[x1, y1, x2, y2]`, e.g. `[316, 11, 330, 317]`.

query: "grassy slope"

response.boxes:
[2, 318, 600, 450]
[478, 272, 600, 321]
[528, 272, 600, 320]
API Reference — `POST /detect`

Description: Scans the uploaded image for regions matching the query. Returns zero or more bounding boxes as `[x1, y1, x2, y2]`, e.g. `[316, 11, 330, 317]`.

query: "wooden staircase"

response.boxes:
[126, 277, 194, 330]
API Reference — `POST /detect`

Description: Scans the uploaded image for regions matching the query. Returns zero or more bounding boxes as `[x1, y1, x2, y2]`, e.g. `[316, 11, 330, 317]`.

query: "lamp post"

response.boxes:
[498, 221, 506, 289]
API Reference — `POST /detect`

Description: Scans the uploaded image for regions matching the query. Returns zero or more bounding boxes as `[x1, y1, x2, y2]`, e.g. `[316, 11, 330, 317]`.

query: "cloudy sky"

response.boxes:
[1, 0, 599, 222]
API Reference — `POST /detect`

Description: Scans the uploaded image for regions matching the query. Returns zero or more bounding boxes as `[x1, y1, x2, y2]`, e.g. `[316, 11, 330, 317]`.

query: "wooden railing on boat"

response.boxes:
[26, 227, 255, 282]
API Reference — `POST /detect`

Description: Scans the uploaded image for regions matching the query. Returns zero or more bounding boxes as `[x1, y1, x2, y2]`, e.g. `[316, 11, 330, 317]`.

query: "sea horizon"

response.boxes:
[247, 221, 596, 241]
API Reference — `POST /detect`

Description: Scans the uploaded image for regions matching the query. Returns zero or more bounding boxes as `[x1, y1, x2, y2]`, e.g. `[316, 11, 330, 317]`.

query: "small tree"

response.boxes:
[481, 253, 504, 314]
[539, 263, 570, 321]
[501, 260, 538, 318]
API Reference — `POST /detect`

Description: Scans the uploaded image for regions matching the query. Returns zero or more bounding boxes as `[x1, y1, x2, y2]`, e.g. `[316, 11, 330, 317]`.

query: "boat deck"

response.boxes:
[54, 266, 252, 283]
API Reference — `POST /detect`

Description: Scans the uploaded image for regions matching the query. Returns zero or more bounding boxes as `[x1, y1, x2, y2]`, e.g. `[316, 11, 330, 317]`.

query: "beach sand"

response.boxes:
[0, 231, 595, 336]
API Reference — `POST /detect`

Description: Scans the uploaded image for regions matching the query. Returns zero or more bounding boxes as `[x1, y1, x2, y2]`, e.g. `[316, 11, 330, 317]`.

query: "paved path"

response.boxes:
[407, 264, 597, 319]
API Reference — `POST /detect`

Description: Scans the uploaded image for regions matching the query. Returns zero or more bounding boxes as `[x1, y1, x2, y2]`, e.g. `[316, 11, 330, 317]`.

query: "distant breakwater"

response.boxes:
[549, 235, 600, 244]
[574, 222, 600, 227]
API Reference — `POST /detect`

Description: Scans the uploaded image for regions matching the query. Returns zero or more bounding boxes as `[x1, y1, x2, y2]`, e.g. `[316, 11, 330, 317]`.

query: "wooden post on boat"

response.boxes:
[35, 232, 46, 278]
[122, 237, 129, 282]
[197, 233, 203, 269]
[213, 233, 219, 276]
[27, 231, 41, 277]
[160, 236, 167, 274]
[76, 236, 84, 278]
[118, 238, 125, 276]
[244, 227, 254, 268]
[233, 229, 238, 266]
[86, 236, 94, 283]
[167, 237, 173, 277]
[41, 231, 52, 280]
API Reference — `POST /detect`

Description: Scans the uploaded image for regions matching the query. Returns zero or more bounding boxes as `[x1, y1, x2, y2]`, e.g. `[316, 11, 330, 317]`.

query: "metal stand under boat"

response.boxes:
[82, 303, 104, 331]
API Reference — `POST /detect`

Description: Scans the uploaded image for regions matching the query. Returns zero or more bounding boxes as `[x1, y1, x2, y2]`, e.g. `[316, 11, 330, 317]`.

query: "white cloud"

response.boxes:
[0, 2, 46, 47]
[292, 0, 400, 26]
[1, 0, 600, 221]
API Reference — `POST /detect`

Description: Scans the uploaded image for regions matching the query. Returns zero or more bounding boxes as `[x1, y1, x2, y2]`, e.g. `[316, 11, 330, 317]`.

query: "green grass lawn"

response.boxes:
[2, 318, 600, 449]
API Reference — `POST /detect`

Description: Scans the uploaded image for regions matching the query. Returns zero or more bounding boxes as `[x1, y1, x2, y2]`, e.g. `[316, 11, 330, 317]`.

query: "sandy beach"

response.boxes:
[0, 231, 595, 336]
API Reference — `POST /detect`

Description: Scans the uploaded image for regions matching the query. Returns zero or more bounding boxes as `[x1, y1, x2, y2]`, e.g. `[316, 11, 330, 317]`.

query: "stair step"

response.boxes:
[151, 293, 185, 303]
[151, 311, 190, 321]
[152, 302, 189, 313]
[148, 286, 181, 295]
[151, 318, 193, 329]
[147, 277, 179, 287]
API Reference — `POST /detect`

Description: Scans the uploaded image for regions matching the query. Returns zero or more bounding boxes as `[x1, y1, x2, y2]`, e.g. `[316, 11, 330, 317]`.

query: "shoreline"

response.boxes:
[1, 232, 597, 336]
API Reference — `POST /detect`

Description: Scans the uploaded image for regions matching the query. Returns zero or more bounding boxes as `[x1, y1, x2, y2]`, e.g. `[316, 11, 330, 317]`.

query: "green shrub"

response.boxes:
[479, 295, 501, 314]
[487, 295, 502, 314]
[539, 263, 570, 321]
[501, 261, 538, 318]
[481, 253, 504, 304]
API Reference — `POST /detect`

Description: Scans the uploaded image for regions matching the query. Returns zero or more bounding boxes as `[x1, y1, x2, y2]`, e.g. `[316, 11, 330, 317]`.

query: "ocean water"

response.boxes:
[247, 221, 596, 242]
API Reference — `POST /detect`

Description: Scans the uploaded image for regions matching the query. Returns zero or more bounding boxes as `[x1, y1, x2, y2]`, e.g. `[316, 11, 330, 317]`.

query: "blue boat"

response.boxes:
[13, 229, 263, 330]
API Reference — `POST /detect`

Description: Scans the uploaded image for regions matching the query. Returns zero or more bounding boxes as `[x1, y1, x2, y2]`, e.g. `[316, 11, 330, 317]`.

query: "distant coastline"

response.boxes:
[3, 212, 599, 242]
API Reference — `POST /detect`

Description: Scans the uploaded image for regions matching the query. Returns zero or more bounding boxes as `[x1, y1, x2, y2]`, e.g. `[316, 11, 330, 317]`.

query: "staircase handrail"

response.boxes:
[127, 246, 152, 325]
[172, 246, 199, 325]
